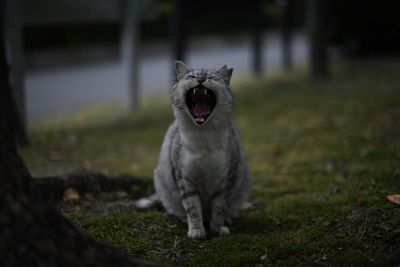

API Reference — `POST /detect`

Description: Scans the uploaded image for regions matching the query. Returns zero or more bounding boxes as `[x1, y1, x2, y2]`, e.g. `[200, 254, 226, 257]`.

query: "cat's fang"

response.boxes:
[185, 86, 217, 125]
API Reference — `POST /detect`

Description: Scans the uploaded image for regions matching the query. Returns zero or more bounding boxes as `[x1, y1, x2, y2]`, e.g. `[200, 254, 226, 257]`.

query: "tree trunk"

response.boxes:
[307, 0, 329, 80]
[1, 0, 28, 145]
[0, 10, 166, 267]
[251, 0, 263, 76]
[121, 0, 141, 113]
[281, 0, 294, 70]
[170, 0, 186, 82]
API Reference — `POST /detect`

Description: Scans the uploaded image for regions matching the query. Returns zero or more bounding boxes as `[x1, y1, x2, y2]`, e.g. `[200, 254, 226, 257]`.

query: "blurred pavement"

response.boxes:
[25, 31, 308, 120]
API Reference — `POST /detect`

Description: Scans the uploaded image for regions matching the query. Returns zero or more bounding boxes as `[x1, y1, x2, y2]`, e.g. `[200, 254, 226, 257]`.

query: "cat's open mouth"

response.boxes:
[185, 86, 217, 125]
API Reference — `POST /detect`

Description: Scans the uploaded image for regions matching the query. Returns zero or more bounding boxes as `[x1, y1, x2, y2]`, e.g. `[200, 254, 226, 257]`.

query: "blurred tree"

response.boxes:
[121, 0, 143, 113]
[252, 0, 263, 76]
[0, 11, 165, 267]
[279, 0, 294, 70]
[329, 1, 400, 56]
[2, 0, 27, 145]
[170, 0, 186, 76]
[307, 0, 329, 80]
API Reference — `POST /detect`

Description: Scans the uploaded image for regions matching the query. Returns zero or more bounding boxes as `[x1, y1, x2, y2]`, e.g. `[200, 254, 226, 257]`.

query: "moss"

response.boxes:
[21, 59, 400, 266]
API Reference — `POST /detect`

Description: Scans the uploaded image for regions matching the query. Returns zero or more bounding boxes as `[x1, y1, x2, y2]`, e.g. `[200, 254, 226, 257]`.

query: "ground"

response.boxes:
[20, 59, 400, 267]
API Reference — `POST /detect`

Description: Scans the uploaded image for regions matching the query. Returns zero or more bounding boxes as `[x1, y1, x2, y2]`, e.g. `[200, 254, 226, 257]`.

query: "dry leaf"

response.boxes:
[260, 249, 268, 261]
[83, 160, 92, 171]
[260, 253, 268, 261]
[386, 194, 400, 205]
[241, 201, 261, 210]
[63, 187, 80, 202]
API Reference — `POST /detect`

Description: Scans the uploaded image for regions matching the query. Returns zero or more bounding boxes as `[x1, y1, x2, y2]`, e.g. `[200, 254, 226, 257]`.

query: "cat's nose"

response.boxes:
[197, 76, 206, 84]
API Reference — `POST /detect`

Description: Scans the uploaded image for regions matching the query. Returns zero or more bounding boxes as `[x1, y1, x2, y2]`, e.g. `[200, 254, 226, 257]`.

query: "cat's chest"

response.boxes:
[181, 131, 230, 188]
[185, 145, 227, 170]
[183, 147, 228, 193]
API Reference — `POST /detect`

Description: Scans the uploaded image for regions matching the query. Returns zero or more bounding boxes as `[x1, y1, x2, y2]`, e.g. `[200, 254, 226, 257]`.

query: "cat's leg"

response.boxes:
[224, 147, 251, 225]
[181, 191, 206, 239]
[172, 177, 207, 239]
[154, 167, 186, 218]
[210, 191, 230, 236]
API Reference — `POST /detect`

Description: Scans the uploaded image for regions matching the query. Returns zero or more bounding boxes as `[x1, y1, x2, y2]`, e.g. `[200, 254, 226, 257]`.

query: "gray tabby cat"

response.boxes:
[137, 61, 250, 239]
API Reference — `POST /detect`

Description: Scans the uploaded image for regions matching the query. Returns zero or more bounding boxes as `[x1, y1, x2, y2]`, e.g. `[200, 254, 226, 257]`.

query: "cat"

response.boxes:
[136, 61, 251, 239]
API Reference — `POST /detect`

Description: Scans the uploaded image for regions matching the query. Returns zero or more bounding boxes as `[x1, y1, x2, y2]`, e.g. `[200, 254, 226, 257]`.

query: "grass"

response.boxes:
[20, 59, 400, 266]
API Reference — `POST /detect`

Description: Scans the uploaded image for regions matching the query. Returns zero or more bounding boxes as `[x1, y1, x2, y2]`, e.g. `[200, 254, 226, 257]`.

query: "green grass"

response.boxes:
[21, 59, 400, 266]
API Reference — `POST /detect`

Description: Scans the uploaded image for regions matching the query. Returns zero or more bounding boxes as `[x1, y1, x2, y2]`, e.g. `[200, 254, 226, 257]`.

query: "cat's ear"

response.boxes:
[175, 60, 191, 80]
[217, 64, 233, 85]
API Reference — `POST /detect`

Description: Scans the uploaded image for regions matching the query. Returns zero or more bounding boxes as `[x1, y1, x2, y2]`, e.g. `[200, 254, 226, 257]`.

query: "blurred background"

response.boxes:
[3, 2, 400, 264]
[2, 0, 400, 137]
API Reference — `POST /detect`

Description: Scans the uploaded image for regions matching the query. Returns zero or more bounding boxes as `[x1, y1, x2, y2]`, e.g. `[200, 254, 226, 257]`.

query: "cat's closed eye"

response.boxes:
[208, 76, 220, 81]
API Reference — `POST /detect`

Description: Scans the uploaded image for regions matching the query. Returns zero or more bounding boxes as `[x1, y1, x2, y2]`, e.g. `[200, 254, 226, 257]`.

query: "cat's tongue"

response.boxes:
[193, 101, 209, 123]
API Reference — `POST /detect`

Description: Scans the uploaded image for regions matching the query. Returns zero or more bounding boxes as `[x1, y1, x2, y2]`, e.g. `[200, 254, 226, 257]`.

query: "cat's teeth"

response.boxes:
[194, 88, 197, 94]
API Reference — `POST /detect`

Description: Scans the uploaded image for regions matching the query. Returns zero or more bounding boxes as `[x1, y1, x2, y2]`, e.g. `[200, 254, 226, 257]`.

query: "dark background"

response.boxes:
[24, 0, 400, 56]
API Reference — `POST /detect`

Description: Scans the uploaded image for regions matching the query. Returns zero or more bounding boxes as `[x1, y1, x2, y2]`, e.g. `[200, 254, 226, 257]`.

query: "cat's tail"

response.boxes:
[135, 193, 160, 209]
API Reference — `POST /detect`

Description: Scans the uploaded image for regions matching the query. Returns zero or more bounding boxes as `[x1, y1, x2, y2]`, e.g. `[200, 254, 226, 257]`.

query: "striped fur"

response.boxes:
[154, 61, 251, 239]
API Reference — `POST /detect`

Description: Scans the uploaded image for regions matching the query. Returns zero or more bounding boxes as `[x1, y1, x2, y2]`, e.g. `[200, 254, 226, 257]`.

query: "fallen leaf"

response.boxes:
[260, 249, 268, 261]
[241, 201, 261, 210]
[63, 187, 80, 202]
[387, 194, 400, 205]
[130, 162, 139, 170]
[260, 253, 267, 261]
[115, 191, 128, 199]
[83, 160, 92, 170]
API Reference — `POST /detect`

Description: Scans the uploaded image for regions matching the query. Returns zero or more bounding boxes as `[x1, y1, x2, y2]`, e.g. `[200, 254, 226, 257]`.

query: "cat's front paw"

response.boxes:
[188, 228, 206, 239]
[211, 226, 231, 236]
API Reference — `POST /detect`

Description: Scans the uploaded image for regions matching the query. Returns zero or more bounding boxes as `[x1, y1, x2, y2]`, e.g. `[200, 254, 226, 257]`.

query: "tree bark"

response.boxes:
[0, 0, 28, 145]
[0, 10, 167, 267]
